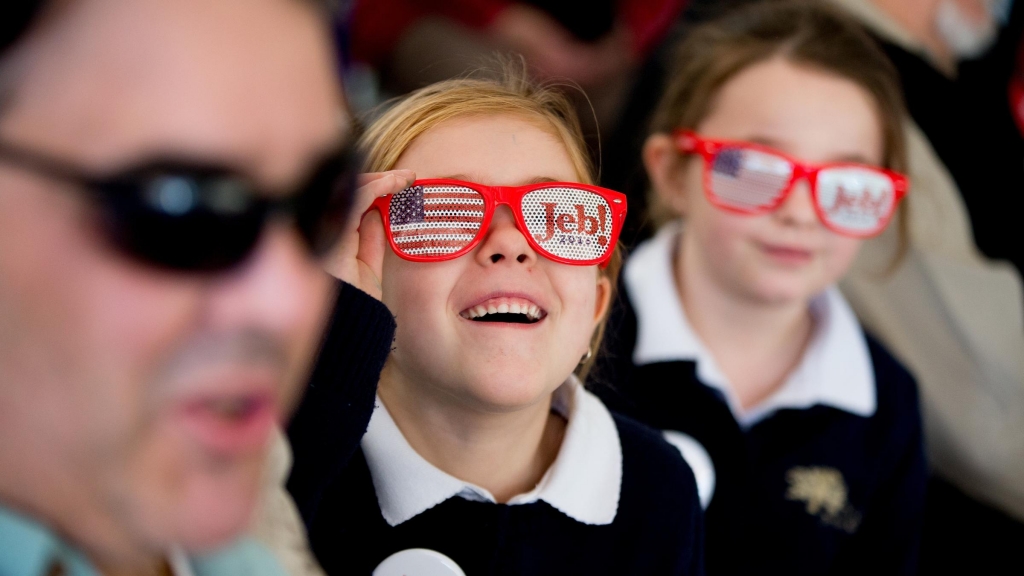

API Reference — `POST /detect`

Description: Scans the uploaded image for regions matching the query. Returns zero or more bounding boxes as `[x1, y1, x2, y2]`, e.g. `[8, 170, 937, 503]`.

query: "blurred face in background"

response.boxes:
[0, 0, 342, 568]
[936, 0, 1005, 59]
[652, 57, 883, 306]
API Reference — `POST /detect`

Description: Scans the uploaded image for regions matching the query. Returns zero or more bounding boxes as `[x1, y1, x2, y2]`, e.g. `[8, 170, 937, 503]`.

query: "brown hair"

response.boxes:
[649, 0, 909, 261]
[360, 62, 622, 381]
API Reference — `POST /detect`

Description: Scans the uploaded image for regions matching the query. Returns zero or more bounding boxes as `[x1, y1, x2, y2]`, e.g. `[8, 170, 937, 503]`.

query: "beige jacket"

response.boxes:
[829, 0, 1024, 521]
[248, 430, 327, 576]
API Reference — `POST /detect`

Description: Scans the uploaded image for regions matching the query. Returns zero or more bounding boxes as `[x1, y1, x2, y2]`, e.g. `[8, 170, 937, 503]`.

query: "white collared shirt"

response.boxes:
[627, 222, 877, 428]
[361, 376, 623, 527]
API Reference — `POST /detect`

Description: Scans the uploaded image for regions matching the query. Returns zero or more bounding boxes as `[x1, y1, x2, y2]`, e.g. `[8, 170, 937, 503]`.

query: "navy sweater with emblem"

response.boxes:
[307, 413, 705, 576]
[592, 287, 927, 575]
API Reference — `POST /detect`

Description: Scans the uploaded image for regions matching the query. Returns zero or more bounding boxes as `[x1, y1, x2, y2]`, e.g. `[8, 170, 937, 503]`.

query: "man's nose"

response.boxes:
[204, 223, 332, 344]
[475, 206, 538, 266]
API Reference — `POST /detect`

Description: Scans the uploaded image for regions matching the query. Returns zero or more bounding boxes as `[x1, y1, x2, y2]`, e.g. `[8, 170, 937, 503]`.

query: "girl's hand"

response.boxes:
[324, 170, 415, 300]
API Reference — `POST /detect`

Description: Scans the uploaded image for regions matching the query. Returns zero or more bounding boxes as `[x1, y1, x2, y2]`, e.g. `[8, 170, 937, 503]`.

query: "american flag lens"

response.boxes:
[389, 184, 485, 257]
[816, 167, 895, 234]
[521, 187, 613, 262]
[710, 147, 794, 210]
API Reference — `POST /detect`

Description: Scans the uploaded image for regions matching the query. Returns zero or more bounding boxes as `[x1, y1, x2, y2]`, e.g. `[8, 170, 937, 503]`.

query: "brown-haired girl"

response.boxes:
[302, 68, 704, 575]
[595, 2, 926, 573]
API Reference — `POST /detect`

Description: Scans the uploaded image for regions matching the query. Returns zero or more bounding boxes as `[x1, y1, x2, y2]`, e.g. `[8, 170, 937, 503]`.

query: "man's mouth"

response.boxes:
[201, 396, 268, 420]
[459, 297, 546, 325]
[178, 391, 277, 456]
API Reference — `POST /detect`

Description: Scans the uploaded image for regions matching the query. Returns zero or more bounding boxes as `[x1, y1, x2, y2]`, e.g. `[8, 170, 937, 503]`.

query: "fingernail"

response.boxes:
[395, 169, 415, 186]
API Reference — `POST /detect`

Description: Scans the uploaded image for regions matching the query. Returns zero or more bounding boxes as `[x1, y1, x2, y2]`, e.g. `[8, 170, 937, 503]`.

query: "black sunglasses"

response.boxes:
[0, 138, 360, 271]
[1, 1, 44, 53]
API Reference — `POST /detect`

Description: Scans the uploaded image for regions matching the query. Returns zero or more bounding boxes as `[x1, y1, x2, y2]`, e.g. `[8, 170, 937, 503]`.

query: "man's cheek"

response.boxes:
[174, 460, 265, 551]
[87, 297, 195, 390]
[117, 413, 260, 548]
[102, 418, 190, 548]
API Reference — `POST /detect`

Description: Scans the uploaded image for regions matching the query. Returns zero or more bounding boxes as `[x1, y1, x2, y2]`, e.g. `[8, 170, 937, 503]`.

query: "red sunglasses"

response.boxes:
[369, 179, 627, 267]
[674, 130, 909, 238]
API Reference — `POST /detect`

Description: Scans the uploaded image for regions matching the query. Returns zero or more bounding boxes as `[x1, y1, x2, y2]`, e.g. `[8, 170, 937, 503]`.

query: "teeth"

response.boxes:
[461, 299, 545, 321]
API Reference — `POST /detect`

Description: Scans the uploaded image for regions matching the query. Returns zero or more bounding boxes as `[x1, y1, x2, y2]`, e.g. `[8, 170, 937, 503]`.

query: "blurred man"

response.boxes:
[861, 0, 1008, 72]
[832, 0, 1024, 272]
[825, 0, 1024, 572]
[0, 0, 373, 573]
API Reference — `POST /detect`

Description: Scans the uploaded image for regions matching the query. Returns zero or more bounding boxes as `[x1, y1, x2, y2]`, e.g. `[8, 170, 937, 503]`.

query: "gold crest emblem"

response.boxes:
[785, 466, 862, 534]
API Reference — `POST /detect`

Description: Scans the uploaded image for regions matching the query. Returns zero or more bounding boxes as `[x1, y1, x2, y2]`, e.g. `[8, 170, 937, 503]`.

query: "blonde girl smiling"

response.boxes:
[304, 68, 705, 575]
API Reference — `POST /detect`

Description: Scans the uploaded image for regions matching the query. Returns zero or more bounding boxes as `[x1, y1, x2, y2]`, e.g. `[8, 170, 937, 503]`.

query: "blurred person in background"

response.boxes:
[820, 0, 1024, 572]
[595, 3, 926, 572]
[346, 0, 687, 139]
[600, 0, 1024, 571]
[0, 0, 404, 574]
[829, 0, 1024, 275]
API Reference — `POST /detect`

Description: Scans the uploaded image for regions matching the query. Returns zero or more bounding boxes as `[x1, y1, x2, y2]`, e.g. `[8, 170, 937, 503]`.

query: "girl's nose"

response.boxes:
[773, 179, 819, 228]
[475, 206, 538, 266]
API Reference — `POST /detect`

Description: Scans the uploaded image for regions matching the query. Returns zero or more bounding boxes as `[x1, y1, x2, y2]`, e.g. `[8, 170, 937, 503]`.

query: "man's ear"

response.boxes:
[643, 133, 691, 217]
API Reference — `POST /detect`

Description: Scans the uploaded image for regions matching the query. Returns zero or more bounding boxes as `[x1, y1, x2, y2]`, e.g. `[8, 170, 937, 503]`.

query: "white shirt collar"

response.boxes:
[361, 376, 623, 527]
[627, 222, 877, 427]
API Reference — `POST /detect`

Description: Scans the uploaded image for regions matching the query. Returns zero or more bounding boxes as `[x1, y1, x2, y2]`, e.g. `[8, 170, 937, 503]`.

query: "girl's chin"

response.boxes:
[455, 373, 565, 411]
[736, 276, 825, 307]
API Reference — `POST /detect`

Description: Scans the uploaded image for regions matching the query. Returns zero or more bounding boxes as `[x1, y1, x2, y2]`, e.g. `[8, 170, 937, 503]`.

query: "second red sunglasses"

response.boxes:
[675, 130, 909, 238]
[369, 179, 627, 267]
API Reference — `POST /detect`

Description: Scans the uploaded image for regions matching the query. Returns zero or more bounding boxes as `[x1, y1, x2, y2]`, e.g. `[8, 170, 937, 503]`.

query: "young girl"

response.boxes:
[303, 70, 704, 575]
[595, 2, 926, 574]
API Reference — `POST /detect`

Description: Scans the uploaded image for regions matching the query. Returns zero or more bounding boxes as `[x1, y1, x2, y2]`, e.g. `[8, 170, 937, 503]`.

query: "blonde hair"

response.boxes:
[360, 64, 622, 381]
[361, 73, 594, 183]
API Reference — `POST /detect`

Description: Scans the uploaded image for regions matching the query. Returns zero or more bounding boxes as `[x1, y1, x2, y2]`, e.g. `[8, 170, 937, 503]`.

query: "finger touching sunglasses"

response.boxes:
[0, 137, 360, 271]
[368, 179, 627, 267]
[674, 130, 909, 238]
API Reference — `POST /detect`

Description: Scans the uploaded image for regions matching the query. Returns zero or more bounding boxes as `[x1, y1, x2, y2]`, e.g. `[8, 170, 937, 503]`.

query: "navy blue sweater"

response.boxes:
[593, 287, 927, 575]
[287, 281, 397, 525]
[307, 413, 705, 576]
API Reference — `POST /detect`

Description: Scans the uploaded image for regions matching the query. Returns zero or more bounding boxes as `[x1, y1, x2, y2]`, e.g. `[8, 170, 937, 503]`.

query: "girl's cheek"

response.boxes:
[382, 258, 451, 323]
[823, 236, 863, 282]
[549, 265, 601, 342]
[700, 209, 760, 268]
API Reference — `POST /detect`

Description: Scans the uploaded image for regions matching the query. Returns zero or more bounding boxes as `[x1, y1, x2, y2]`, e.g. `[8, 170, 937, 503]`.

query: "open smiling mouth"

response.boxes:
[459, 298, 546, 325]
